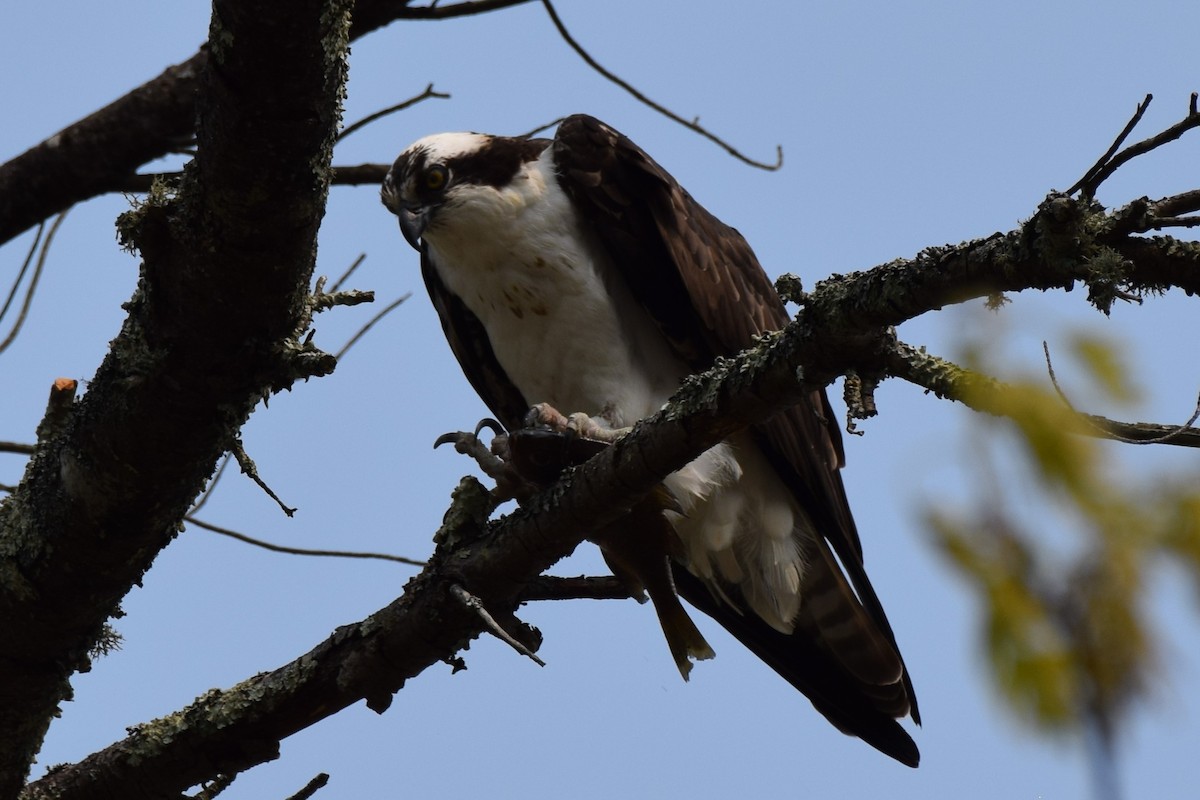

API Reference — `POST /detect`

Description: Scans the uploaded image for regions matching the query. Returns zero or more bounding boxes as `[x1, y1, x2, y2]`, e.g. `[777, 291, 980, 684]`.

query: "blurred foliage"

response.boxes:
[928, 333, 1200, 749]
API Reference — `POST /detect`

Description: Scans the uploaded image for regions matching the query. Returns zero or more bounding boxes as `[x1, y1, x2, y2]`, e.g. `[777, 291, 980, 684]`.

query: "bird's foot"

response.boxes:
[435, 408, 632, 505]
[434, 418, 534, 503]
[525, 402, 631, 443]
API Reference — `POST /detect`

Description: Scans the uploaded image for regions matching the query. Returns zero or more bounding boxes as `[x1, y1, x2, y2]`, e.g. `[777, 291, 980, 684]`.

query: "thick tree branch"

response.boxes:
[0, 0, 351, 794]
[784, 194, 1200, 337]
[0, 0, 531, 247]
[521, 574, 632, 601]
[0, 55, 202, 247]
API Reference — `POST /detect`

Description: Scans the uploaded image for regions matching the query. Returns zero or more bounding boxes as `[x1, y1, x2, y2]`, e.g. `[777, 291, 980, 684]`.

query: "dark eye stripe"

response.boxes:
[441, 137, 552, 188]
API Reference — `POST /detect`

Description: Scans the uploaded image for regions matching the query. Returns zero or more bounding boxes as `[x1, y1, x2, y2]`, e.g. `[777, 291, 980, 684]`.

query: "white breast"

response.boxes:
[425, 149, 682, 426]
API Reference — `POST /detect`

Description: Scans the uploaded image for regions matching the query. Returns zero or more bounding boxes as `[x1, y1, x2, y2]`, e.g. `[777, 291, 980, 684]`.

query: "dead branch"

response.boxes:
[1042, 342, 1200, 446]
[334, 292, 411, 360]
[0, 213, 66, 356]
[328, 253, 366, 293]
[230, 439, 297, 517]
[353, 0, 535, 27]
[1070, 93, 1200, 199]
[0, 0, 528, 246]
[884, 340, 1200, 449]
[539, 0, 782, 171]
[0, 221, 43, 328]
[187, 516, 426, 567]
[283, 774, 330, 800]
[451, 584, 546, 666]
[337, 84, 451, 141]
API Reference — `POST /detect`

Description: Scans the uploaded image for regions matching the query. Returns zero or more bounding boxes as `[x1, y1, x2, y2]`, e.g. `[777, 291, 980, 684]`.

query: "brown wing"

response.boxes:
[552, 114, 919, 764]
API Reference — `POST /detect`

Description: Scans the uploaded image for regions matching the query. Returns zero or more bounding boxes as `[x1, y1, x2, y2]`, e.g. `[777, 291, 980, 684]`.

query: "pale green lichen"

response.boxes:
[124, 658, 318, 765]
[664, 329, 788, 422]
[432, 476, 491, 548]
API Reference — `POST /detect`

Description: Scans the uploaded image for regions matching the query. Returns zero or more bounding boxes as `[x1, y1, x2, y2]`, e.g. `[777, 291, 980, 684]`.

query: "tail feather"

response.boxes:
[797, 538, 905, 692]
[594, 491, 715, 680]
[672, 567, 920, 768]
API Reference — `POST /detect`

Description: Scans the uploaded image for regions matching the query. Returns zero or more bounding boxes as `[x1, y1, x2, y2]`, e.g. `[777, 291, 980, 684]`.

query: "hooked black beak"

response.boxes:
[397, 206, 430, 252]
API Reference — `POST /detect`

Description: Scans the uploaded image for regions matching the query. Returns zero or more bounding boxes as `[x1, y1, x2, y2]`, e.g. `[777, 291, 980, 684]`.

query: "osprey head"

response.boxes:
[381, 132, 492, 251]
[381, 131, 550, 251]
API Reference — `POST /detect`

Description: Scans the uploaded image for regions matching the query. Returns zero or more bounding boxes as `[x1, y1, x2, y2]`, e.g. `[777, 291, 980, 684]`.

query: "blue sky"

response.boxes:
[3, 2, 1199, 798]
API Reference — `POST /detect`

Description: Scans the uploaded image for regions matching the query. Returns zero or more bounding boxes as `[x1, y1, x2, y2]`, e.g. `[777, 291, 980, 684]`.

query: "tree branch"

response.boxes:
[883, 340, 1200, 448]
[0, 0, 530, 247]
[336, 84, 451, 142]
[350, 0, 534, 29]
[0, 0, 351, 793]
[539, 0, 782, 171]
[188, 516, 426, 567]
[520, 574, 633, 602]
[1069, 93, 1200, 199]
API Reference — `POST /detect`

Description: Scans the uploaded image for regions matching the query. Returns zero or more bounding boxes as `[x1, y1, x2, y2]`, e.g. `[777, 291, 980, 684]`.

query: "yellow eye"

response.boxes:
[424, 165, 448, 191]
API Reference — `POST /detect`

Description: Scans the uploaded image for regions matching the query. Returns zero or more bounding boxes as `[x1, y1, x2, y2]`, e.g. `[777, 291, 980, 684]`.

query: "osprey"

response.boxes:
[382, 114, 919, 765]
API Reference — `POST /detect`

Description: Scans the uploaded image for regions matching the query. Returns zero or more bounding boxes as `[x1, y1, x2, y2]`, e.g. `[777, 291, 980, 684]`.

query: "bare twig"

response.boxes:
[1041, 341, 1076, 411]
[230, 439, 297, 517]
[334, 292, 411, 360]
[515, 116, 566, 139]
[392, 0, 535, 20]
[1042, 341, 1200, 446]
[0, 221, 43, 328]
[1069, 93, 1200, 199]
[0, 442, 35, 456]
[0, 211, 67, 356]
[284, 773, 330, 800]
[1069, 94, 1153, 197]
[450, 584, 546, 666]
[337, 84, 450, 142]
[539, 0, 782, 171]
[188, 516, 426, 567]
[885, 340, 1200, 448]
[328, 253, 366, 293]
[190, 456, 231, 516]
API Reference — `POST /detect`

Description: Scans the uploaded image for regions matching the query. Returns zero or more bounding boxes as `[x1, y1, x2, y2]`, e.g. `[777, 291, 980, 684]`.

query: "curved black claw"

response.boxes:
[475, 417, 506, 438]
[435, 417, 506, 450]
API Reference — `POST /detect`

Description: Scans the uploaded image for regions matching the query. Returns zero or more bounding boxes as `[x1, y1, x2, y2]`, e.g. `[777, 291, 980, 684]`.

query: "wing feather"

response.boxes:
[552, 114, 920, 755]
